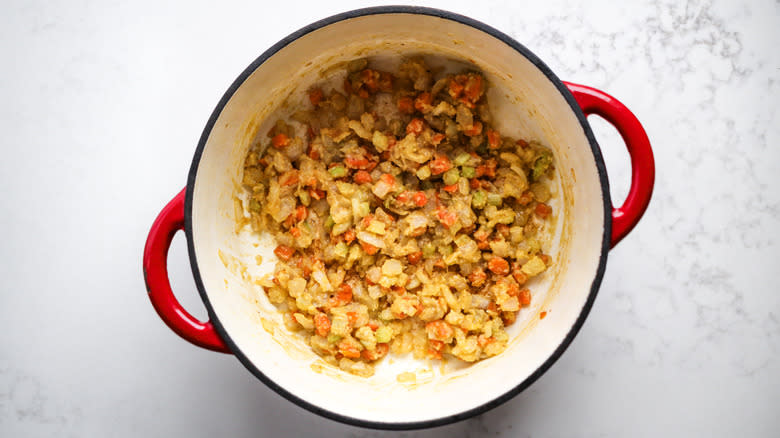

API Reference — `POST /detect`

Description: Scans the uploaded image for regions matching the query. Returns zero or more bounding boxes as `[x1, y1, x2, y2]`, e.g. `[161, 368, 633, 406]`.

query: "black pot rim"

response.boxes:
[184, 5, 611, 431]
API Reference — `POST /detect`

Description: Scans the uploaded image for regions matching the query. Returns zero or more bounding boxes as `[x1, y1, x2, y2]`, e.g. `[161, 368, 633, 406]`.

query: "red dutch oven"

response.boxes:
[143, 6, 654, 429]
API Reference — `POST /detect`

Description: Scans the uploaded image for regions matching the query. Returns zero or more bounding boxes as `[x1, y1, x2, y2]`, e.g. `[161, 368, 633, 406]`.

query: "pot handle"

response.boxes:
[143, 188, 231, 353]
[564, 82, 655, 248]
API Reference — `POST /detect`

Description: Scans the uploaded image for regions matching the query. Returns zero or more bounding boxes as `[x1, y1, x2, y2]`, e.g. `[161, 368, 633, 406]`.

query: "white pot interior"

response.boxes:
[189, 12, 606, 424]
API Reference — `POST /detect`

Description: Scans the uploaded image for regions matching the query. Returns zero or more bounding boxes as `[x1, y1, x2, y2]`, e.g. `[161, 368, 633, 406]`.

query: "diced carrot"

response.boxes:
[308, 88, 323, 106]
[360, 241, 378, 255]
[429, 340, 445, 352]
[337, 339, 361, 358]
[436, 207, 457, 228]
[362, 343, 389, 361]
[414, 92, 432, 112]
[346, 311, 358, 326]
[406, 118, 424, 135]
[330, 283, 353, 308]
[442, 184, 458, 193]
[431, 133, 445, 146]
[516, 139, 529, 148]
[380, 173, 396, 186]
[468, 268, 487, 287]
[407, 251, 423, 265]
[307, 144, 321, 160]
[486, 301, 497, 313]
[463, 121, 483, 137]
[518, 191, 534, 205]
[475, 158, 497, 179]
[309, 188, 325, 200]
[539, 254, 551, 265]
[512, 268, 528, 285]
[502, 311, 517, 326]
[295, 205, 307, 222]
[354, 170, 372, 184]
[279, 169, 299, 187]
[540, 311, 548, 319]
[343, 229, 356, 244]
[274, 245, 295, 261]
[463, 74, 483, 102]
[487, 257, 510, 275]
[433, 258, 446, 269]
[367, 321, 379, 331]
[477, 335, 495, 348]
[378, 72, 393, 92]
[506, 280, 520, 298]
[360, 69, 378, 91]
[519, 288, 532, 306]
[412, 191, 427, 207]
[429, 155, 452, 175]
[398, 96, 414, 114]
[474, 229, 489, 241]
[487, 129, 501, 149]
[360, 214, 374, 228]
[271, 133, 290, 148]
[535, 203, 552, 219]
[470, 179, 481, 189]
[314, 313, 331, 337]
[496, 224, 509, 238]
[448, 78, 464, 98]
[345, 155, 372, 169]
[396, 191, 412, 203]
[425, 320, 454, 341]
[290, 226, 301, 238]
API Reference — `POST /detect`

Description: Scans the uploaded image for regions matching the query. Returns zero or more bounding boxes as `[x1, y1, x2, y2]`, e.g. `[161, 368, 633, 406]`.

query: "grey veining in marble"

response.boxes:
[1, 0, 778, 436]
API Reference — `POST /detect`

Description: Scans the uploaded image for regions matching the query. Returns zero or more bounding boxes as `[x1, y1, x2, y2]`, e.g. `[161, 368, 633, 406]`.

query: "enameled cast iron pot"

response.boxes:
[143, 6, 654, 430]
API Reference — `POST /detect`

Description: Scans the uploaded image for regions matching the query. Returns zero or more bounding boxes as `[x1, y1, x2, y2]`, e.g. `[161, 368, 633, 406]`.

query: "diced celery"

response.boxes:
[334, 242, 349, 259]
[327, 333, 342, 344]
[332, 221, 350, 236]
[298, 191, 311, 206]
[248, 199, 261, 212]
[461, 166, 476, 179]
[416, 165, 431, 180]
[324, 215, 335, 229]
[355, 201, 370, 218]
[375, 326, 393, 343]
[439, 244, 453, 256]
[348, 244, 361, 262]
[422, 242, 436, 258]
[329, 166, 348, 178]
[454, 153, 471, 166]
[487, 193, 503, 206]
[472, 190, 486, 208]
[458, 177, 470, 195]
[367, 220, 386, 235]
[443, 168, 460, 185]
[531, 151, 553, 181]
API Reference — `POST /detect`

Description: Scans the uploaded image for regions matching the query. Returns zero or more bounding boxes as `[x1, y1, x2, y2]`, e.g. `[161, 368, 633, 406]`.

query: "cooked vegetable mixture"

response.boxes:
[242, 57, 556, 377]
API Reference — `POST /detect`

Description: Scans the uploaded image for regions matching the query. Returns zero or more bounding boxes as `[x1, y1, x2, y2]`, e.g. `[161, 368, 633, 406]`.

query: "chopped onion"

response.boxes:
[372, 180, 393, 199]
[357, 231, 386, 249]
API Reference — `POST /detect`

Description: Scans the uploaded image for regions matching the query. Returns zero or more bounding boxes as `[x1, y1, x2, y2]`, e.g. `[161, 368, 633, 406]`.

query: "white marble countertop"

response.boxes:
[1, 0, 778, 436]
